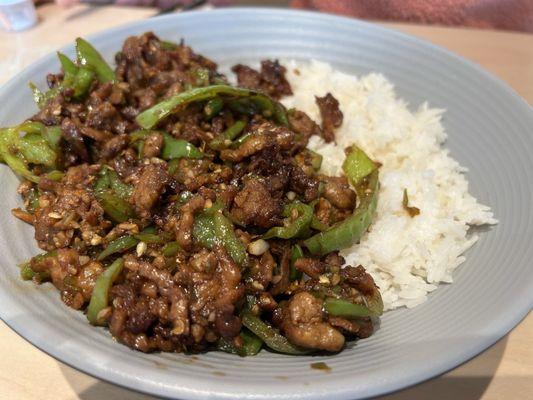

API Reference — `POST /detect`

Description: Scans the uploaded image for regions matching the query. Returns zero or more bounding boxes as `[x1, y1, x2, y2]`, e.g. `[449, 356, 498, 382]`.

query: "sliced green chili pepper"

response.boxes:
[57, 52, 78, 83]
[209, 120, 246, 150]
[134, 230, 172, 244]
[191, 67, 210, 87]
[304, 170, 379, 256]
[402, 189, 420, 217]
[323, 297, 374, 318]
[310, 215, 328, 231]
[162, 241, 181, 257]
[75, 37, 116, 83]
[304, 146, 379, 256]
[46, 170, 64, 181]
[213, 212, 248, 266]
[94, 166, 132, 201]
[28, 82, 61, 109]
[108, 169, 133, 200]
[96, 190, 135, 223]
[0, 128, 39, 182]
[26, 187, 40, 213]
[289, 244, 304, 281]
[18, 133, 57, 168]
[93, 168, 110, 194]
[217, 328, 263, 357]
[87, 258, 124, 325]
[342, 145, 377, 187]
[73, 67, 95, 98]
[58, 52, 77, 74]
[241, 310, 311, 355]
[136, 84, 288, 130]
[29, 82, 45, 108]
[193, 212, 217, 249]
[42, 126, 62, 152]
[364, 289, 384, 316]
[204, 97, 223, 119]
[160, 40, 178, 50]
[308, 149, 323, 171]
[97, 235, 139, 261]
[129, 129, 151, 143]
[19, 262, 36, 281]
[161, 133, 203, 160]
[230, 132, 251, 149]
[192, 203, 247, 266]
[263, 202, 313, 240]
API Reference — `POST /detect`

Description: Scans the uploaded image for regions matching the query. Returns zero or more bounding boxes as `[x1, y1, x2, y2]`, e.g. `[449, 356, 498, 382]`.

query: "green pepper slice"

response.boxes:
[86, 258, 124, 325]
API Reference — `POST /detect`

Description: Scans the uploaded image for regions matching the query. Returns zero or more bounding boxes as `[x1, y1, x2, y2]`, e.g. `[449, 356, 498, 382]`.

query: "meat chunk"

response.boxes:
[131, 163, 169, 218]
[294, 258, 324, 279]
[61, 118, 89, 163]
[175, 195, 205, 251]
[281, 292, 345, 352]
[341, 265, 376, 295]
[142, 132, 164, 158]
[100, 134, 128, 160]
[315, 93, 343, 142]
[232, 59, 292, 99]
[220, 124, 294, 163]
[230, 178, 282, 228]
[288, 109, 322, 139]
[322, 176, 356, 209]
[289, 165, 320, 202]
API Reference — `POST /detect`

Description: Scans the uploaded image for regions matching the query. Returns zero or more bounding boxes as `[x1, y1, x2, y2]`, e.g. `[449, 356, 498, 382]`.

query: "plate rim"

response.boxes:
[0, 7, 532, 400]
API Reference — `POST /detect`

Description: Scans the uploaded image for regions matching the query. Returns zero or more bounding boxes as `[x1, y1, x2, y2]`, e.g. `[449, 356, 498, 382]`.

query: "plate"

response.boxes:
[0, 8, 532, 400]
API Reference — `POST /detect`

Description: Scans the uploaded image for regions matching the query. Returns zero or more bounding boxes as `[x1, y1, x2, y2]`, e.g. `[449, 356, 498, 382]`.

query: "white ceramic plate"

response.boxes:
[0, 8, 532, 400]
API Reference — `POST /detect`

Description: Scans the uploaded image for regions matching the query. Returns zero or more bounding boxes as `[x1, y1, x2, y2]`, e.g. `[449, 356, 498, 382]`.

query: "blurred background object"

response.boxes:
[0, 0, 37, 31]
[291, 0, 533, 32]
[31, 0, 533, 33]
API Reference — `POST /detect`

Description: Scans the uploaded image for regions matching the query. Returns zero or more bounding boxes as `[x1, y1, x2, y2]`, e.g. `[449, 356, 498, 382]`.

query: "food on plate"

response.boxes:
[1, 31, 496, 356]
[1, 33, 384, 355]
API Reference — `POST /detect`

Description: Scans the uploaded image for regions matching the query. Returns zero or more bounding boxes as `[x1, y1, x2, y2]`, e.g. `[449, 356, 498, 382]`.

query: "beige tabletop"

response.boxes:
[0, 4, 532, 400]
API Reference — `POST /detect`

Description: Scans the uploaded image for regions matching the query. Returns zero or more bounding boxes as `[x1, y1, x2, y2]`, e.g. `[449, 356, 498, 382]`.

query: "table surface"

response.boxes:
[0, 4, 531, 400]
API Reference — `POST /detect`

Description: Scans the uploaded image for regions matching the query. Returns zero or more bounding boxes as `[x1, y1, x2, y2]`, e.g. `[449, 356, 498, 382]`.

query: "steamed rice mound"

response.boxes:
[281, 60, 497, 310]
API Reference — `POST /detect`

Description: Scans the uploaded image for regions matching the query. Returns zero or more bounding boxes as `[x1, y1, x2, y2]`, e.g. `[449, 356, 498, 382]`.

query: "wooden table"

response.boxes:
[0, 4, 531, 400]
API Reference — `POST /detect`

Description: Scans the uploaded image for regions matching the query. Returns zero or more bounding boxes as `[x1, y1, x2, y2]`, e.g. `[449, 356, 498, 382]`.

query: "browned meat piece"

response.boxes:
[270, 246, 290, 296]
[257, 292, 278, 312]
[220, 123, 295, 163]
[11, 208, 34, 224]
[175, 195, 205, 251]
[230, 178, 282, 228]
[80, 126, 111, 142]
[131, 163, 169, 218]
[141, 132, 164, 158]
[289, 165, 319, 202]
[126, 297, 157, 334]
[315, 93, 343, 142]
[341, 265, 377, 295]
[328, 316, 360, 335]
[323, 252, 345, 272]
[232, 64, 261, 91]
[75, 260, 104, 301]
[100, 134, 128, 160]
[322, 176, 356, 209]
[61, 118, 89, 163]
[288, 109, 322, 139]
[232, 60, 292, 99]
[355, 317, 374, 338]
[294, 258, 324, 279]
[281, 292, 345, 352]
[259, 60, 292, 98]
[248, 250, 276, 290]
[32, 94, 65, 126]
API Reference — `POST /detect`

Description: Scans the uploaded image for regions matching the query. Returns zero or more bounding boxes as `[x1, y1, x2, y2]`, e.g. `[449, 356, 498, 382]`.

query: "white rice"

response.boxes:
[280, 60, 497, 310]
